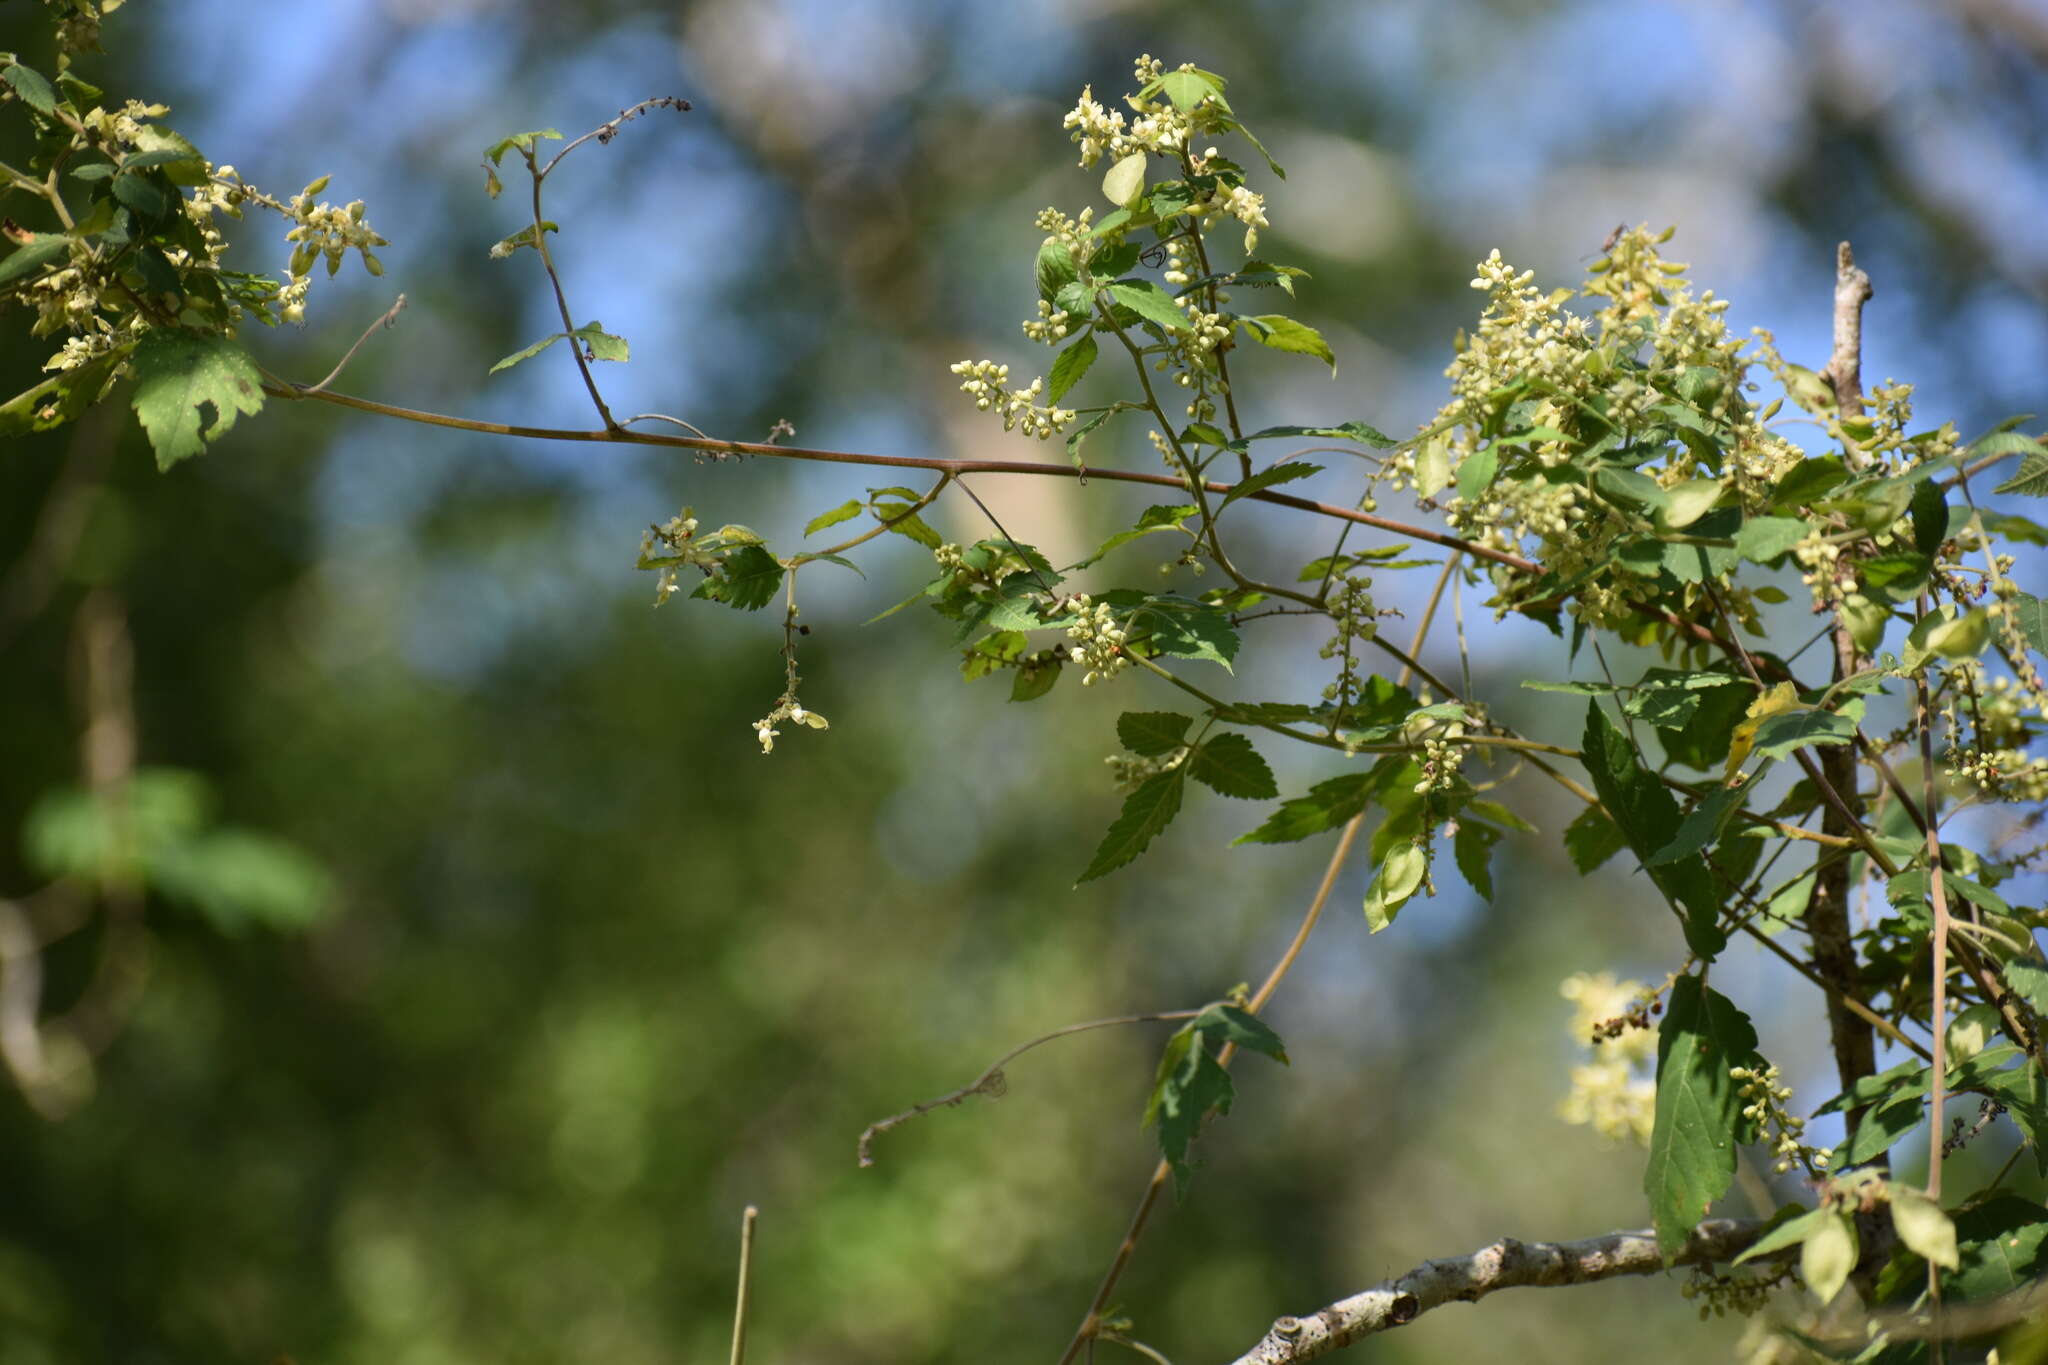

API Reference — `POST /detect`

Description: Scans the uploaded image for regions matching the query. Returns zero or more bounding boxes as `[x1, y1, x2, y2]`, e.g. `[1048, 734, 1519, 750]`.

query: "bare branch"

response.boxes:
[1226, 1220, 1767, 1365]
[1822, 240, 1874, 461]
[297, 293, 407, 395]
[856, 1010, 1197, 1168]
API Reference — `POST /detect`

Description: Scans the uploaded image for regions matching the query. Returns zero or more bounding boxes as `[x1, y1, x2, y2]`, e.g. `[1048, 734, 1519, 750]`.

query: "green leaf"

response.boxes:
[1106, 280, 1189, 333]
[128, 329, 266, 470]
[1036, 236, 1080, 303]
[1143, 1026, 1229, 1197]
[871, 502, 943, 550]
[1800, 1211, 1858, 1304]
[1732, 1205, 1834, 1267]
[1770, 457, 1849, 511]
[1010, 656, 1061, 702]
[568, 321, 628, 362]
[1910, 478, 1950, 555]
[1236, 771, 1380, 845]
[1645, 976, 1760, 1258]
[1156, 69, 1223, 112]
[2008, 593, 2048, 659]
[1190, 733, 1277, 799]
[1456, 446, 1499, 504]
[2, 60, 59, 116]
[1993, 450, 2048, 497]
[1580, 704, 1726, 958]
[1735, 516, 1807, 565]
[1102, 152, 1148, 208]
[1243, 315, 1334, 370]
[1118, 711, 1192, 756]
[1078, 770, 1185, 883]
[1658, 478, 1724, 529]
[1945, 1196, 2048, 1301]
[485, 128, 562, 164]
[689, 544, 783, 611]
[1115, 593, 1238, 669]
[0, 234, 73, 289]
[1221, 461, 1323, 509]
[1454, 819, 1500, 901]
[1363, 842, 1426, 932]
[2002, 960, 2048, 1017]
[1187, 1004, 1289, 1064]
[803, 500, 863, 536]
[1748, 709, 1857, 761]
[1227, 421, 1394, 452]
[1593, 466, 1669, 515]
[1564, 804, 1627, 873]
[0, 348, 126, 438]
[489, 331, 565, 374]
[1070, 504, 1198, 569]
[1064, 402, 1132, 461]
[1047, 332, 1097, 402]
[1648, 776, 1754, 867]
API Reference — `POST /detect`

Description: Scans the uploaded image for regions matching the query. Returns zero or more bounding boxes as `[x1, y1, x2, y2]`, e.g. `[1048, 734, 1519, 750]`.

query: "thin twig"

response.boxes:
[298, 293, 407, 395]
[856, 1010, 1200, 1167]
[728, 1204, 757, 1365]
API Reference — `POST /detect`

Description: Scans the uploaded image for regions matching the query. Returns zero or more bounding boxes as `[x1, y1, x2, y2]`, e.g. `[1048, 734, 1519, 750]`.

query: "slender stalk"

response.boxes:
[728, 1205, 758, 1365]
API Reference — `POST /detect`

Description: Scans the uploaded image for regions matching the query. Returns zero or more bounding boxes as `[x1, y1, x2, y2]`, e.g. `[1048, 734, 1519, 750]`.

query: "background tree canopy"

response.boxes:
[2, 2, 2046, 1363]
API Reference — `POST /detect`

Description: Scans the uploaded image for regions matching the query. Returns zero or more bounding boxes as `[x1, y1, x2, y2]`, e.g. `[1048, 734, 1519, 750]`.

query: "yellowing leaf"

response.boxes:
[1363, 841, 1426, 932]
[1103, 152, 1148, 208]
[1801, 1210, 1858, 1303]
[1889, 1188, 1959, 1271]
[1723, 682, 1796, 781]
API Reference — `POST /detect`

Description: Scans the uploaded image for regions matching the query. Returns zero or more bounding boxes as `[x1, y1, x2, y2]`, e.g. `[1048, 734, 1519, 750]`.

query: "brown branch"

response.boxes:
[1226, 1219, 1768, 1365]
[1822, 242, 1874, 436]
[264, 383, 1536, 569]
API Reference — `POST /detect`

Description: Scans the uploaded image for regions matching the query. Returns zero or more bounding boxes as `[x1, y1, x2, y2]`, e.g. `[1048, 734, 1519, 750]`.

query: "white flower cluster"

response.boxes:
[1209, 183, 1268, 253]
[1059, 56, 1196, 169]
[752, 694, 828, 755]
[1063, 594, 1130, 685]
[1106, 746, 1187, 794]
[948, 359, 1077, 439]
[1732, 1062, 1824, 1175]
[1318, 574, 1377, 705]
[639, 509, 702, 605]
[281, 174, 388, 280]
[78, 97, 168, 152]
[1021, 299, 1073, 344]
[1557, 972, 1657, 1146]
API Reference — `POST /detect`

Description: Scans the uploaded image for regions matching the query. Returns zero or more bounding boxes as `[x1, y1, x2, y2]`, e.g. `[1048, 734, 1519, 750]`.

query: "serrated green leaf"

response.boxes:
[1945, 1196, 2048, 1301]
[1116, 593, 1238, 669]
[568, 321, 628, 362]
[1078, 770, 1185, 883]
[1564, 804, 1626, 873]
[128, 329, 265, 470]
[1064, 403, 1130, 461]
[1992, 450, 2048, 497]
[871, 502, 943, 550]
[1156, 69, 1223, 111]
[1581, 704, 1726, 958]
[689, 543, 783, 611]
[1070, 504, 1198, 570]
[1193, 1002, 1287, 1063]
[1771, 457, 1849, 511]
[489, 331, 565, 374]
[1748, 709, 1857, 761]
[1118, 711, 1192, 756]
[1244, 315, 1334, 370]
[3, 61, 59, 116]
[1221, 461, 1322, 509]
[2008, 593, 2048, 659]
[1036, 236, 1080, 303]
[1236, 771, 1379, 845]
[1047, 331, 1097, 402]
[2003, 960, 2048, 1016]
[1144, 1020, 1232, 1199]
[1106, 280, 1189, 333]
[1648, 775, 1754, 867]
[1454, 819, 1499, 901]
[1645, 976, 1760, 1258]
[803, 500, 863, 536]
[1190, 733, 1276, 799]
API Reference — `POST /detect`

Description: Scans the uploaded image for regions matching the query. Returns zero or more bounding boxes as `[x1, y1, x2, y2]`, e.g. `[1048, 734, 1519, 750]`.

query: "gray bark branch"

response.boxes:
[1223, 1219, 1765, 1365]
